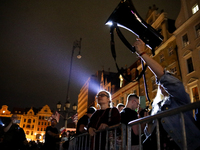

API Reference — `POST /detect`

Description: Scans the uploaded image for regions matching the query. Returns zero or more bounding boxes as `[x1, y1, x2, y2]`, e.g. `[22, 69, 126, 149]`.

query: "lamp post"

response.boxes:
[66, 38, 82, 101]
[56, 101, 77, 128]
[56, 38, 82, 128]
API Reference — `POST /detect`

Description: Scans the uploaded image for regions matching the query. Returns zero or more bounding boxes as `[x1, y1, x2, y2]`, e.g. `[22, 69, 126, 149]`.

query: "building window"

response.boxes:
[26, 131, 29, 135]
[116, 100, 119, 105]
[195, 23, 200, 37]
[170, 67, 177, 75]
[26, 125, 30, 128]
[182, 34, 189, 47]
[168, 46, 174, 56]
[42, 122, 43, 125]
[192, 87, 199, 102]
[33, 119, 35, 123]
[187, 57, 194, 73]
[24, 119, 26, 122]
[31, 131, 33, 135]
[120, 97, 124, 104]
[38, 122, 40, 125]
[160, 54, 165, 63]
[23, 124, 25, 128]
[39, 116, 41, 120]
[45, 122, 46, 126]
[28, 119, 31, 123]
[119, 75, 123, 88]
[32, 125, 34, 128]
[37, 128, 39, 131]
[192, 4, 199, 14]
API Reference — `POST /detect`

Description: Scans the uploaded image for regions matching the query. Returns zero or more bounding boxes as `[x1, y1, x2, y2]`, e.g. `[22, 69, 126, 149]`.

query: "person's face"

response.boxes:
[96, 91, 110, 106]
[11, 115, 18, 123]
[51, 119, 57, 126]
[133, 98, 140, 110]
[118, 106, 124, 112]
[66, 131, 70, 136]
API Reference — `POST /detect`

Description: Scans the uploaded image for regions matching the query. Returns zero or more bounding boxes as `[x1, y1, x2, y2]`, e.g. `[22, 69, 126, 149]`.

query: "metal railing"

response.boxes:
[68, 101, 200, 150]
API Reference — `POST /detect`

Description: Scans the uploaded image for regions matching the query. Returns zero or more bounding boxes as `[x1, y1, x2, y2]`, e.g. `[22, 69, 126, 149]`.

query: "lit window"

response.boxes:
[192, 4, 199, 14]
[195, 23, 200, 37]
[119, 74, 123, 88]
[187, 57, 194, 73]
[170, 67, 177, 75]
[182, 34, 189, 47]
[192, 87, 199, 102]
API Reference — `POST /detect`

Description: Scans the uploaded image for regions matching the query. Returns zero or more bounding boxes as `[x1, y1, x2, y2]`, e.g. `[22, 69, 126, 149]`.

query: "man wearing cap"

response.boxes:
[76, 107, 96, 135]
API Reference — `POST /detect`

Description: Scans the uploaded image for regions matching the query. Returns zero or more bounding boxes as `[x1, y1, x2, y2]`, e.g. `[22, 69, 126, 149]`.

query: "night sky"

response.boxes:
[0, 0, 180, 112]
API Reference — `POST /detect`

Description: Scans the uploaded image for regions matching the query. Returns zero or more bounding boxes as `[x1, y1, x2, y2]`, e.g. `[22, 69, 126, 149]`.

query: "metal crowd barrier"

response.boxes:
[68, 101, 200, 150]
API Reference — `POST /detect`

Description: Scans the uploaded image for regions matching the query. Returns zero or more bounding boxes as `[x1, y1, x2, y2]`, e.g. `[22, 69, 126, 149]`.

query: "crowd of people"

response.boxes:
[74, 38, 200, 150]
[1, 38, 200, 150]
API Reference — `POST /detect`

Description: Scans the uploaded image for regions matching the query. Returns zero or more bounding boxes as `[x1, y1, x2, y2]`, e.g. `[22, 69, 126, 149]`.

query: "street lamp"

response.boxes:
[56, 101, 77, 128]
[57, 38, 82, 128]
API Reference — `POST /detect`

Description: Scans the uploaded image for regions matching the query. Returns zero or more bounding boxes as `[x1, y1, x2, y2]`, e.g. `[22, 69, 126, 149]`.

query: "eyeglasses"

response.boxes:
[96, 94, 109, 98]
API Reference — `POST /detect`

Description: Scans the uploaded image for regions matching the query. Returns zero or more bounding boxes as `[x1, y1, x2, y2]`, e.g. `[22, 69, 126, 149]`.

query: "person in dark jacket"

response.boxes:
[76, 106, 96, 135]
[88, 90, 121, 150]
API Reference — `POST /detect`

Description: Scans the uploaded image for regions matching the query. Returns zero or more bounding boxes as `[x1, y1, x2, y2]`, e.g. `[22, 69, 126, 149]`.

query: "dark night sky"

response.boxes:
[0, 0, 180, 112]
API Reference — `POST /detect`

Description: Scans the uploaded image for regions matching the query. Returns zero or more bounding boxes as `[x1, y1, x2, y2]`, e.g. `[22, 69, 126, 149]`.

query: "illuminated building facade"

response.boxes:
[174, 0, 200, 103]
[0, 105, 53, 142]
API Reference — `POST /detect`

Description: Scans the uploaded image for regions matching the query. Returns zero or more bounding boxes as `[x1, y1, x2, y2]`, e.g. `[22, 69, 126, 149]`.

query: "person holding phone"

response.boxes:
[2, 114, 27, 150]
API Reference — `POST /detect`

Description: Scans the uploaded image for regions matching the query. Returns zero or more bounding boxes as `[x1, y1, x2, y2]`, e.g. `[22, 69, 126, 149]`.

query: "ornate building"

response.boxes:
[0, 105, 53, 142]
[174, 0, 200, 103]
[136, 5, 181, 108]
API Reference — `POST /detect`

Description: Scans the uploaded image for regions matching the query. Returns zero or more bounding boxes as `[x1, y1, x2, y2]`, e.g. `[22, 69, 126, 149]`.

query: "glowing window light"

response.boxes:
[192, 4, 199, 14]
